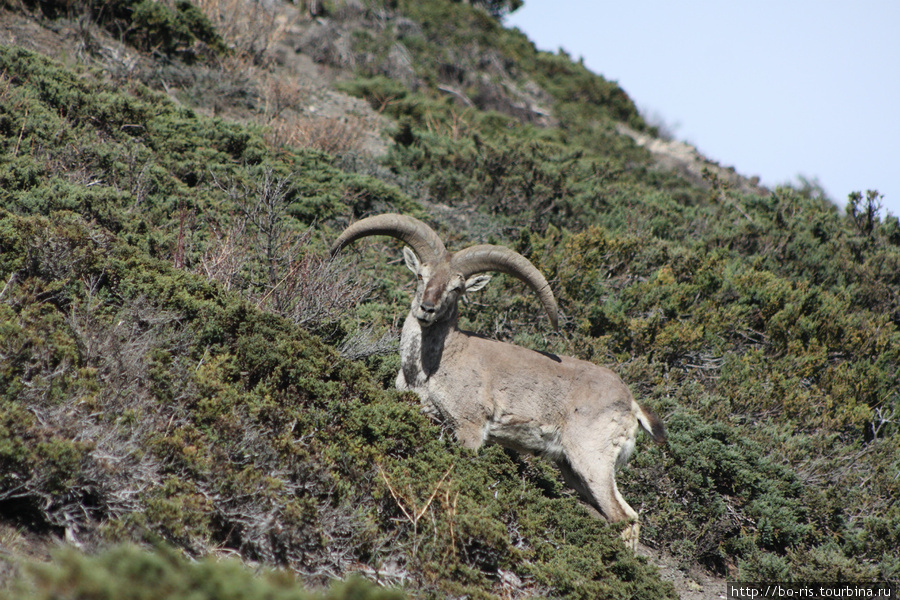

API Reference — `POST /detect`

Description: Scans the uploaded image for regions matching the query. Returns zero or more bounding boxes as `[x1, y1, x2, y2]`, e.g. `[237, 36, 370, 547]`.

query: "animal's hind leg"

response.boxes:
[560, 435, 641, 550]
[452, 418, 486, 450]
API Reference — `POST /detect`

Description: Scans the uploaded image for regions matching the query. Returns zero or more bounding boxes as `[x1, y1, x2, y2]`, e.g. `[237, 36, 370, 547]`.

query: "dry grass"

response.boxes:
[267, 115, 367, 155]
[254, 73, 367, 156]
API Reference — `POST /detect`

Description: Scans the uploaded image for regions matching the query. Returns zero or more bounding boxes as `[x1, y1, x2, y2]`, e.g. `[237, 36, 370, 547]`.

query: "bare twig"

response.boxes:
[12, 107, 28, 158]
[377, 463, 455, 546]
[0, 272, 15, 302]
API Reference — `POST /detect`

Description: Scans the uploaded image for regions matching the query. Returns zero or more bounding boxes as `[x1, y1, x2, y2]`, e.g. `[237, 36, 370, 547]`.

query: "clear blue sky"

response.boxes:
[506, 1, 900, 217]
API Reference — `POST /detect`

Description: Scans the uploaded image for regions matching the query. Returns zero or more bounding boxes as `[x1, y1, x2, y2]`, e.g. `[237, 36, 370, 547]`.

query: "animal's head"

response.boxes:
[330, 214, 558, 329]
[401, 246, 492, 326]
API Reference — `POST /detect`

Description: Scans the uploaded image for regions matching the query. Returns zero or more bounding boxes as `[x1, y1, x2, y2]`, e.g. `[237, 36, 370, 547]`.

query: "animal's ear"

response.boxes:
[402, 247, 420, 274]
[464, 274, 492, 293]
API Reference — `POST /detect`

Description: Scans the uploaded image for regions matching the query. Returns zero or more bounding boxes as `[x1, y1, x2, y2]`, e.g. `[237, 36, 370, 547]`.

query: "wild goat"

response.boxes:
[330, 214, 665, 549]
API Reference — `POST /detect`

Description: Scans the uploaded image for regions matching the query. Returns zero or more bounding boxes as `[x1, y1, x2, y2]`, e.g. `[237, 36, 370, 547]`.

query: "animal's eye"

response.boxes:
[416, 274, 423, 281]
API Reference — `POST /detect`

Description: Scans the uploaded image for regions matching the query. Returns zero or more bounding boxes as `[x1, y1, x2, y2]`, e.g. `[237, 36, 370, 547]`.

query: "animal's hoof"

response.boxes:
[621, 522, 640, 551]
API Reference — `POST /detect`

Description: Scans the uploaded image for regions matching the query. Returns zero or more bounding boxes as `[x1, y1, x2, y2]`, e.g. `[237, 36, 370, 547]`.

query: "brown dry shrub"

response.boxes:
[258, 74, 305, 123]
[194, 0, 294, 65]
[200, 168, 371, 328]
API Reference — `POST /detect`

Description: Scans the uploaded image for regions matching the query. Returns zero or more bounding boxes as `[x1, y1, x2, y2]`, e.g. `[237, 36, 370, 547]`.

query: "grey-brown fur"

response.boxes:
[330, 213, 665, 549]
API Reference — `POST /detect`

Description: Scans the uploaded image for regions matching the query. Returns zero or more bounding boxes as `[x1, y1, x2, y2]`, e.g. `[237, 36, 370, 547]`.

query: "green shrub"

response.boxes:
[20, 0, 227, 60]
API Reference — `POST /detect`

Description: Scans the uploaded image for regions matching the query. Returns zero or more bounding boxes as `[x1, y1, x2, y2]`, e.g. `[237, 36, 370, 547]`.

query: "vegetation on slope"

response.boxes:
[1, 0, 899, 596]
[3, 544, 401, 600]
[0, 42, 675, 598]
[309, 0, 900, 582]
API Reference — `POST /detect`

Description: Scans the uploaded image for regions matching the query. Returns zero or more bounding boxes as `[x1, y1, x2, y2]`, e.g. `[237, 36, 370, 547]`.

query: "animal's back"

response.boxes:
[455, 331, 635, 426]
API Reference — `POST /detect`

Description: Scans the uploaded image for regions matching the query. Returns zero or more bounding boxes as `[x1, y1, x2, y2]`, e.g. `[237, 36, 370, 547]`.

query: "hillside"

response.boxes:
[1, 1, 899, 598]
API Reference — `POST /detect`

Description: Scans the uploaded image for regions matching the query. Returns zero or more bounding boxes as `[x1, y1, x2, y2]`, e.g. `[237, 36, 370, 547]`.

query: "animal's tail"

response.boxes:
[635, 404, 667, 444]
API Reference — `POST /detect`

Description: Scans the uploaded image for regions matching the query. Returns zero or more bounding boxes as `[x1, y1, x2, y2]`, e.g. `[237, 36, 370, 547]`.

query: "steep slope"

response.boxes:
[1, 0, 899, 597]
[0, 39, 675, 600]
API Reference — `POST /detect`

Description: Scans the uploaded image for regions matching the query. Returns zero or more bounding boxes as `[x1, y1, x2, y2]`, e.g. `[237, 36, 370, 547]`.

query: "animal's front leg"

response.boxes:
[419, 400, 441, 420]
[395, 370, 408, 390]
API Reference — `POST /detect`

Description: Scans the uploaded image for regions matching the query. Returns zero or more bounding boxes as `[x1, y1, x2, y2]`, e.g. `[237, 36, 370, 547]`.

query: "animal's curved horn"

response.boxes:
[451, 245, 559, 330]
[329, 214, 447, 264]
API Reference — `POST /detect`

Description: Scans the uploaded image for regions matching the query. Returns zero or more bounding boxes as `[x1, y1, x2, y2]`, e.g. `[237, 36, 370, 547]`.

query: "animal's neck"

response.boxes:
[400, 310, 459, 383]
